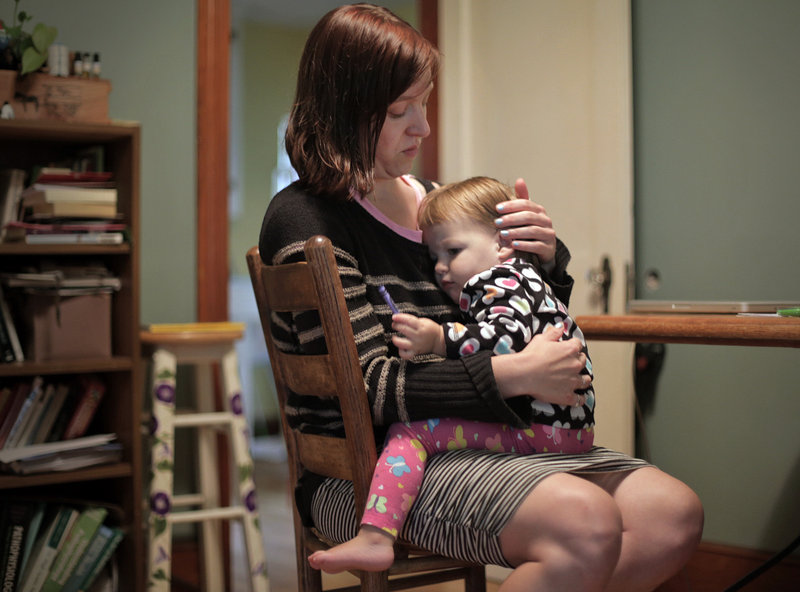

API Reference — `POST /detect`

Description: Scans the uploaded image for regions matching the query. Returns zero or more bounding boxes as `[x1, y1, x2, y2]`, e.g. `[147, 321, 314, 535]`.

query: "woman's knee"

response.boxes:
[500, 475, 623, 580]
[620, 468, 704, 558]
[665, 483, 704, 554]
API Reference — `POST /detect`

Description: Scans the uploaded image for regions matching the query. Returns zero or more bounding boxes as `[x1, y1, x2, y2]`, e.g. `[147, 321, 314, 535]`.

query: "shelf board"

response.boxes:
[0, 462, 133, 489]
[0, 356, 134, 377]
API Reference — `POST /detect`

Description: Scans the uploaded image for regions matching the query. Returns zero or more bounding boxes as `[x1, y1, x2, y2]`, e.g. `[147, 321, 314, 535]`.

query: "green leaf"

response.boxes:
[31, 23, 57, 52]
[20, 45, 45, 75]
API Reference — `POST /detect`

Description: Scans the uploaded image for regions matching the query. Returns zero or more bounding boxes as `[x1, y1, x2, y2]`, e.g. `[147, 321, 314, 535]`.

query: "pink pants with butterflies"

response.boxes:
[361, 417, 593, 537]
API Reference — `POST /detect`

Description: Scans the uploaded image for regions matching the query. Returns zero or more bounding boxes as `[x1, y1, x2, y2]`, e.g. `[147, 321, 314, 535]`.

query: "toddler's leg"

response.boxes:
[308, 420, 436, 573]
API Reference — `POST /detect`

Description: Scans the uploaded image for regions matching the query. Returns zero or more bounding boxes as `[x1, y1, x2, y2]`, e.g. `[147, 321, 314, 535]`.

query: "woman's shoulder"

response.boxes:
[259, 183, 359, 263]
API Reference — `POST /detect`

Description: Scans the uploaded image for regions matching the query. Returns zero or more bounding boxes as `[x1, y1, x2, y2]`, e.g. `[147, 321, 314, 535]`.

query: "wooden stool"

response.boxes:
[142, 322, 268, 592]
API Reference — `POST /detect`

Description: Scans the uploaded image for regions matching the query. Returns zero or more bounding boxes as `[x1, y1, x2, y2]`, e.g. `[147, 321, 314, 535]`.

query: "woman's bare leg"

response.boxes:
[498, 473, 624, 592]
[582, 466, 704, 591]
[497, 467, 703, 592]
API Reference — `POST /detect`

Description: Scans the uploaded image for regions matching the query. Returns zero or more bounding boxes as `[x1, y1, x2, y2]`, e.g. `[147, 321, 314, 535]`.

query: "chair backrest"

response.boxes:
[245, 235, 378, 519]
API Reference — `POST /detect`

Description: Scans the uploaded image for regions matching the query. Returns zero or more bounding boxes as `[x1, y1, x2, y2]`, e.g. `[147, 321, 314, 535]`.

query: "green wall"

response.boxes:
[633, 0, 800, 552]
[228, 22, 307, 278]
[14, 0, 197, 324]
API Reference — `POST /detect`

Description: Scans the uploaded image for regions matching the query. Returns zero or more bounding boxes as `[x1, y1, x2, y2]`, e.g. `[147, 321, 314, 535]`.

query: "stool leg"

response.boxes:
[195, 361, 225, 592]
[148, 348, 177, 592]
[221, 347, 269, 592]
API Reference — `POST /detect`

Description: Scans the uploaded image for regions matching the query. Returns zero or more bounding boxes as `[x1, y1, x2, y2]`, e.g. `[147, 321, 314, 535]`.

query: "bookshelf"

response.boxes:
[0, 119, 143, 591]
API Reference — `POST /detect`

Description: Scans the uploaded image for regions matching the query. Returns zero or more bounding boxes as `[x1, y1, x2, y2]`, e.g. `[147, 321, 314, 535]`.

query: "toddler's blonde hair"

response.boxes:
[418, 176, 514, 231]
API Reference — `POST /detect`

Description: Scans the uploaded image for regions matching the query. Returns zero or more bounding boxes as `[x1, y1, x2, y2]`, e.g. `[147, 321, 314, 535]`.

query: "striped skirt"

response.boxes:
[311, 446, 651, 567]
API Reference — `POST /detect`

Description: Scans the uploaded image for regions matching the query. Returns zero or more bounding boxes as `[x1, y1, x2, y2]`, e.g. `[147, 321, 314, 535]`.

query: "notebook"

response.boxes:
[626, 300, 800, 314]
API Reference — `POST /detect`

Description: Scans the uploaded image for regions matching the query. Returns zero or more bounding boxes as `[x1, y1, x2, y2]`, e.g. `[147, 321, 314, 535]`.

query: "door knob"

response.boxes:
[587, 256, 612, 313]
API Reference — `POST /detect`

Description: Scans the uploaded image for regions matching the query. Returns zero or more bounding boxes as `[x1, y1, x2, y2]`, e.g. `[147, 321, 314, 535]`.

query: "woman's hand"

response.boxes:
[492, 323, 590, 406]
[392, 313, 446, 359]
[495, 178, 557, 264]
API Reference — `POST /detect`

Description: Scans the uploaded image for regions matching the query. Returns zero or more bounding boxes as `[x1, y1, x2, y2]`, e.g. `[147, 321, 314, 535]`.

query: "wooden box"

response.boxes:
[0, 70, 110, 123]
[21, 292, 112, 361]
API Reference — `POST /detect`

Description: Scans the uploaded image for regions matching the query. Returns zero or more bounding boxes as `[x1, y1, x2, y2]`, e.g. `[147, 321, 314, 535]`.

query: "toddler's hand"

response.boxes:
[391, 313, 446, 360]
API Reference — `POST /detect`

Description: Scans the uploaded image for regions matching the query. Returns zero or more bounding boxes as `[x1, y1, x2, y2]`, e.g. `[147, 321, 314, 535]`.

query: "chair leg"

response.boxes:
[465, 565, 487, 592]
[297, 538, 323, 592]
[360, 571, 389, 592]
[221, 348, 269, 592]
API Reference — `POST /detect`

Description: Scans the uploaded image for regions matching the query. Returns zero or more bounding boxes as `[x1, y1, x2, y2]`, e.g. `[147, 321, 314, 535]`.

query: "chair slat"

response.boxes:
[260, 262, 318, 311]
[296, 432, 353, 481]
[275, 350, 338, 398]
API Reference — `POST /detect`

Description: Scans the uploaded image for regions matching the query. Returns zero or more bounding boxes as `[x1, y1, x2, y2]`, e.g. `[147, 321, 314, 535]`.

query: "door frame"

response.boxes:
[195, 0, 438, 321]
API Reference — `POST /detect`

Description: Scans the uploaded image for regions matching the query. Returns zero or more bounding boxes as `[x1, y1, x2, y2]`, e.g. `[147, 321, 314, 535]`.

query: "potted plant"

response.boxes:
[0, 0, 58, 75]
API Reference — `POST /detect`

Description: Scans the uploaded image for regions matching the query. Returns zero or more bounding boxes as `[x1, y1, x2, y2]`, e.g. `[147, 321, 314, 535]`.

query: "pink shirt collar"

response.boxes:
[353, 175, 424, 243]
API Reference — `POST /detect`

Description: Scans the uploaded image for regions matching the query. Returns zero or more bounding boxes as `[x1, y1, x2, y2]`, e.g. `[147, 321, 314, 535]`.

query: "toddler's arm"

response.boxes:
[392, 313, 446, 360]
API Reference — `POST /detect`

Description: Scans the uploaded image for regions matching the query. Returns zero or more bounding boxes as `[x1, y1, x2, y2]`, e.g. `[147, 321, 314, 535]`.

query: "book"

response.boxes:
[0, 168, 26, 242]
[18, 502, 47, 580]
[25, 200, 118, 219]
[0, 383, 31, 448]
[19, 507, 80, 592]
[62, 377, 107, 440]
[41, 506, 108, 592]
[16, 382, 55, 448]
[3, 270, 122, 292]
[0, 308, 14, 363]
[4, 376, 45, 449]
[83, 553, 116, 592]
[22, 184, 118, 205]
[0, 284, 23, 362]
[145, 321, 246, 334]
[23, 232, 125, 245]
[0, 387, 12, 424]
[0, 433, 118, 464]
[0, 500, 40, 592]
[1, 442, 122, 475]
[31, 383, 71, 445]
[60, 525, 122, 592]
[32, 169, 114, 185]
[5, 220, 127, 234]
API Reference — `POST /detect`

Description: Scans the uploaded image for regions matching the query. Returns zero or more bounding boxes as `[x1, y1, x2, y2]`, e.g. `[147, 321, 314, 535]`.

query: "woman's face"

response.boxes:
[373, 77, 433, 181]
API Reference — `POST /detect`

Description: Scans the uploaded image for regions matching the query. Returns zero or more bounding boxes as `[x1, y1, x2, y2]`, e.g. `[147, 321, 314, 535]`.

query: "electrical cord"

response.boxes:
[721, 532, 800, 591]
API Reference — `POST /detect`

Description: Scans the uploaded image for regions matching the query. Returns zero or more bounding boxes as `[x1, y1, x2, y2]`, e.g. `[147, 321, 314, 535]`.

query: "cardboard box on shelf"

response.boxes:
[21, 291, 112, 361]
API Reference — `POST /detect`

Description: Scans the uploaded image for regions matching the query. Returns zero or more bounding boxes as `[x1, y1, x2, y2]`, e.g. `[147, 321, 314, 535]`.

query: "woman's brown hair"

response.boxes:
[285, 4, 440, 200]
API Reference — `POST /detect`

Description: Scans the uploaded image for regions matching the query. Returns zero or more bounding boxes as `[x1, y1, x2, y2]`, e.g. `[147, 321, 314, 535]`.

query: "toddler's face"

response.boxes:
[424, 218, 509, 303]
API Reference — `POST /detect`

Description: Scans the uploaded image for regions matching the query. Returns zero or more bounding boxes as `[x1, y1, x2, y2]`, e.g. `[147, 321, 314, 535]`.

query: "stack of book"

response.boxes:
[0, 500, 123, 592]
[6, 168, 124, 245]
[0, 376, 120, 475]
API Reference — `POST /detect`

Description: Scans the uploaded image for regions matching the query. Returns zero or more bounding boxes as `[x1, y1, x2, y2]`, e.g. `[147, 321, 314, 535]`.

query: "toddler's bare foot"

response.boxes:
[308, 527, 395, 574]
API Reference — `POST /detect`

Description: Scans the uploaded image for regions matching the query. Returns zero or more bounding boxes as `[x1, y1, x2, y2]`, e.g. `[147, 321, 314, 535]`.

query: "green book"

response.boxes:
[19, 506, 79, 592]
[75, 526, 123, 592]
[42, 507, 107, 592]
[60, 525, 122, 592]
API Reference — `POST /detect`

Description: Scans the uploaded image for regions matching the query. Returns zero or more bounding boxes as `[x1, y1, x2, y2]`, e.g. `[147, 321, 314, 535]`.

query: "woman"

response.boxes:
[259, 5, 703, 591]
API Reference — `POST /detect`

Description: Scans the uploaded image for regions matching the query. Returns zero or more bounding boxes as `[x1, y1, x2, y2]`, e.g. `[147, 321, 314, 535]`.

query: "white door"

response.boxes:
[439, 0, 635, 455]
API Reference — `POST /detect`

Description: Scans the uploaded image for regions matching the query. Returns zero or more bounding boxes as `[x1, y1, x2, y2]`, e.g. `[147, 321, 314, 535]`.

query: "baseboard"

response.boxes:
[490, 541, 799, 590]
[656, 541, 800, 592]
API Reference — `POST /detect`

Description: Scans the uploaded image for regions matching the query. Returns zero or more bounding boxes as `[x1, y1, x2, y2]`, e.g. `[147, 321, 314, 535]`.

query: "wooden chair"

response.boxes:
[246, 236, 487, 592]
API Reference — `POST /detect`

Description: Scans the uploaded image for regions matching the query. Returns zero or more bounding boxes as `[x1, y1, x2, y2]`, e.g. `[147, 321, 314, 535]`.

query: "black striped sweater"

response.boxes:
[258, 180, 574, 444]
